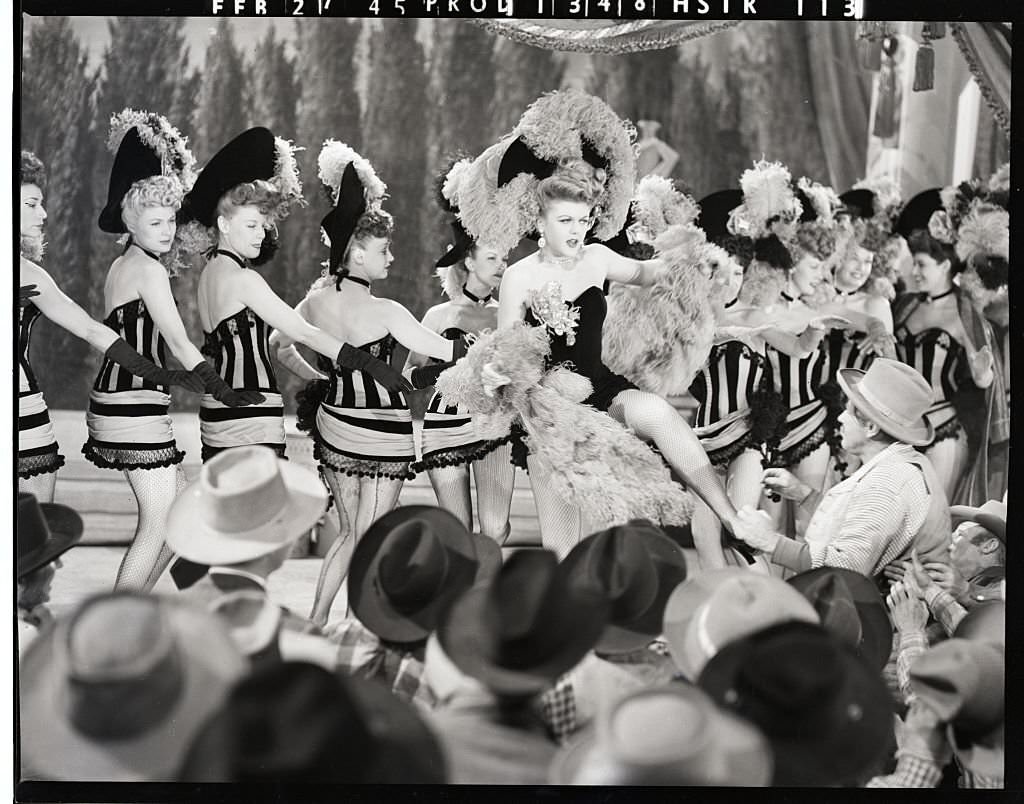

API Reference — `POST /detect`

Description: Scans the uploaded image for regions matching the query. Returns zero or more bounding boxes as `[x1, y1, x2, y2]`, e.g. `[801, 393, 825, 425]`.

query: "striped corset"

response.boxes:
[425, 327, 468, 416]
[826, 328, 875, 379]
[690, 339, 769, 428]
[318, 334, 408, 411]
[202, 307, 279, 393]
[19, 302, 42, 395]
[895, 326, 968, 406]
[765, 339, 829, 411]
[92, 299, 169, 394]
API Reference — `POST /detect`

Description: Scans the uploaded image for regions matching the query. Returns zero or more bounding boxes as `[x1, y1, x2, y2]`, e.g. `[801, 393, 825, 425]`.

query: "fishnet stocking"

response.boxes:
[473, 443, 515, 545]
[428, 465, 473, 531]
[608, 390, 737, 527]
[527, 454, 583, 559]
[114, 464, 186, 591]
[310, 471, 403, 628]
[19, 471, 57, 504]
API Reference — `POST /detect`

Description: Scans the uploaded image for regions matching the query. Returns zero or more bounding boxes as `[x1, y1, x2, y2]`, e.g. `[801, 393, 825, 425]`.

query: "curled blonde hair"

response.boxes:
[121, 175, 184, 231]
[537, 158, 607, 212]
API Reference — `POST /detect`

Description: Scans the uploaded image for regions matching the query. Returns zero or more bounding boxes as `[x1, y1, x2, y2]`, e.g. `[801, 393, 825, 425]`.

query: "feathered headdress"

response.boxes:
[318, 139, 387, 274]
[797, 177, 842, 226]
[727, 160, 803, 240]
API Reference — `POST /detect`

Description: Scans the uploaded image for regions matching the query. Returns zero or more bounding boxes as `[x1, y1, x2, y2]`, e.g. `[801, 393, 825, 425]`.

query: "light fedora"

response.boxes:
[550, 683, 773, 786]
[662, 568, 819, 681]
[837, 359, 934, 446]
[167, 446, 328, 565]
[950, 499, 1007, 544]
[19, 592, 246, 781]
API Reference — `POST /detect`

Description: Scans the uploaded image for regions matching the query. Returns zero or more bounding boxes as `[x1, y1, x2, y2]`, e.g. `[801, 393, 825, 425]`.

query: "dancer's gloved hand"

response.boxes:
[190, 360, 266, 407]
[410, 337, 470, 390]
[20, 284, 40, 307]
[104, 337, 206, 393]
[336, 343, 414, 394]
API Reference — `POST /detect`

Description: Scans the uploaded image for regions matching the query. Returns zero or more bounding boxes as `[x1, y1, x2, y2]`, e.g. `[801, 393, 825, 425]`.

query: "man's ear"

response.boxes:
[980, 536, 1001, 555]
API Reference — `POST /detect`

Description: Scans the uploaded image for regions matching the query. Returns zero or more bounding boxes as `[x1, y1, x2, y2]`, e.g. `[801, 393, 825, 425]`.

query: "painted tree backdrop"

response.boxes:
[21, 17, 1005, 410]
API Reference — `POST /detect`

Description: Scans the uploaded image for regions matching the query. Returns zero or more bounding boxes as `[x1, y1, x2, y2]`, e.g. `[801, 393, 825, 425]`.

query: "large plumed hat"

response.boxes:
[317, 139, 388, 274]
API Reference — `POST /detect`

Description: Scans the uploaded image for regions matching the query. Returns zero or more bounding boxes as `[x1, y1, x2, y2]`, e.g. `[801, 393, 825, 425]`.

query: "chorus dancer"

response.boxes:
[283, 141, 466, 628]
[177, 128, 409, 464]
[891, 189, 1001, 501]
[85, 111, 249, 590]
[403, 159, 515, 545]
[456, 91, 740, 557]
[19, 149, 202, 505]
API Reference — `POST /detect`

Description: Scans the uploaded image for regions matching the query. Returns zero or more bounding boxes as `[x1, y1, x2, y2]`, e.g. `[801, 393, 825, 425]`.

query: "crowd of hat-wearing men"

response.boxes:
[18, 407, 1005, 786]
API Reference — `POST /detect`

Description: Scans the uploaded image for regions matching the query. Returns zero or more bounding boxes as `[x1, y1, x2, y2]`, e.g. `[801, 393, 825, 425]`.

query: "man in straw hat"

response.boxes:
[19, 592, 247, 781]
[166, 445, 328, 634]
[325, 505, 502, 708]
[17, 492, 83, 651]
[733, 358, 952, 580]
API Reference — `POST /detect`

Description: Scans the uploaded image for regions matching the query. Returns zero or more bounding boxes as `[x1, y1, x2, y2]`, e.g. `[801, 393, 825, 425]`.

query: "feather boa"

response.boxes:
[272, 137, 305, 210]
[728, 160, 802, 239]
[433, 324, 694, 527]
[602, 223, 715, 396]
[317, 139, 386, 207]
[107, 108, 196, 191]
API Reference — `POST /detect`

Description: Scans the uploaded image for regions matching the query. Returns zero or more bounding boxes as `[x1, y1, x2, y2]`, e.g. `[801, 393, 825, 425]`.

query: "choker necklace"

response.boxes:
[128, 240, 161, 262]
[781, 291, 795, 303]
[462, 285, 492, 305]
[344, 275, 372, 289]
[924, 288, 954, 303]
[539, 248, 582, 267]
[215, 249, 248, 269]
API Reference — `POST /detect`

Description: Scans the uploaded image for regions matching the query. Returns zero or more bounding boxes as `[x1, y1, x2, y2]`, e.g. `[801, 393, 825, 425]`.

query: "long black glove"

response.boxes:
[336, 343, 414, 394]
[410, 338, 469, 390]
[190, 360, 266, 407]
[20, 284, 40, 307]
[104, 337, 205, 393]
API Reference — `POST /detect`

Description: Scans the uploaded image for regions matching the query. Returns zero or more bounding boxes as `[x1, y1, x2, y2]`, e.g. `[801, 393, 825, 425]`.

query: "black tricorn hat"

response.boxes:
[696, 189, 743, 241]
[98, 128, 162, 234]
[838, 188, 877, 220]
[321, 161, 368, 273]
[792, 183, 818, 223]
[182, 127, 277, 228]
[894, 188, 942, 239]
[435, 218, 475, 269]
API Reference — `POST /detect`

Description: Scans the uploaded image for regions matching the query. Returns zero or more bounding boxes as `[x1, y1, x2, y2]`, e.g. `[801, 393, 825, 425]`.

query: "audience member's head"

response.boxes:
[948, 500, 1006, 577]
[19, 592, 246, 781]
[662, 569, 819, 680]
[438, 549, 608, 700]
[788, 567, 894, 672]
[836, 359, 935, 452]
[166, 445, 328, 573]
[348, 505, 501, 648]
[550, 683, 772, 786]
[179, 661, 446, 783]
[561, 520, 687, 656]
[18, 492, 83, 613]
[698, 621, 895, 787]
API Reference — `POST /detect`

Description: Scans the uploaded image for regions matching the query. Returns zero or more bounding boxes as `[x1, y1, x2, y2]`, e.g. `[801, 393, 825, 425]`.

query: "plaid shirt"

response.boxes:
[895, 628, 929, 705]
[868, 752, 1003, 788]
[923, 585, 967, 637]
[325, 619, 435, 709]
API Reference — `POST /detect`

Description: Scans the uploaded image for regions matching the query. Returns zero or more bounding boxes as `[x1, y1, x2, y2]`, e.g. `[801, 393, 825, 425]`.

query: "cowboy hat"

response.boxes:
[550, 683, 773, 786]
[19, 592, 246, 781]
[438, 549, 609, 697]
[178, 661, 446, 783]
[788, 566, 894, 672]
[561, 520, 687, 655]
[166, 445, 328, 565]
[837, 358, 935, 446]
[662, 568, 819, 681]
[18, 492, 83, 580]
[348, 505, 501, 645]
[698, 621, 895, 787]
[950, 499, 1006, 544]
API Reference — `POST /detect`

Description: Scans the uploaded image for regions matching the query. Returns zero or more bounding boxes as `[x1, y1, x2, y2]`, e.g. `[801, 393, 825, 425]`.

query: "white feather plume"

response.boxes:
[317, 139, 387, 206]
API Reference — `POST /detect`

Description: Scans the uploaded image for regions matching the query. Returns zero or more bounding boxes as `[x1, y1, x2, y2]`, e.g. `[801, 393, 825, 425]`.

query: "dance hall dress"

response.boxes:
[82, 299, 185, 470]
[689, 339, 771, 467]
[895, 325, 972, 445]
[512, 285, 636, 469]
[313, 335, 416, 480]
[414, 327, 512, 472]
[18, 302, 65, 478]
[200, 305, 286, 462]
[765, 338, 830, 468]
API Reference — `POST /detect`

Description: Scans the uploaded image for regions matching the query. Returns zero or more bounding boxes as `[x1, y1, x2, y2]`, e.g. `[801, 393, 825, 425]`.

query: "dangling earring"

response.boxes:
[538, 233, 546, 250]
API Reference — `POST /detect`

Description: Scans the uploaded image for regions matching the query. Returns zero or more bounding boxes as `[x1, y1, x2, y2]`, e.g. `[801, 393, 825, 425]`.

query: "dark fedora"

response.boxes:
[696, 189, 743, 242]
[18, 492, 83, 580]
[698, 621, 895, 787]
[179, 661, 446, 783]
[435, 218, 475, 268]
[98, 126, 162, 234]
[348, 505, 501, 645]
[788, 567, 894, 672]
[438, 549, 609, 697]
[894, 187, 942, 239]
[562, 520, 687, 654]
[838, 188, 877, 220]
[181, 127, 277, 228]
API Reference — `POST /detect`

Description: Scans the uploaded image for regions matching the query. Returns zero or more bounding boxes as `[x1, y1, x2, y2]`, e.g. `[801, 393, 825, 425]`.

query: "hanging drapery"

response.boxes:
[474, 19, 739, 54]
[950, 22, 1011, 135]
